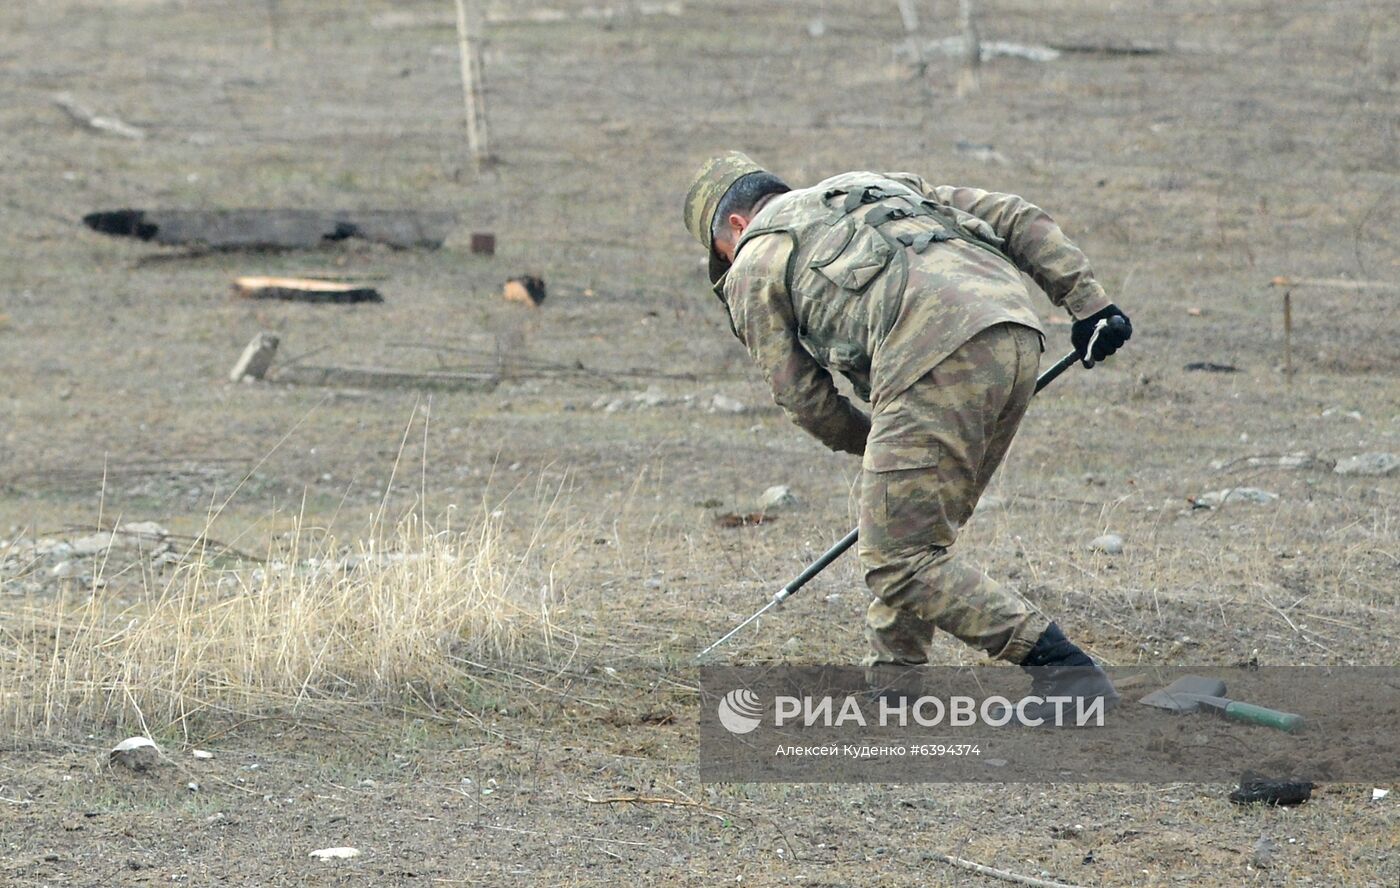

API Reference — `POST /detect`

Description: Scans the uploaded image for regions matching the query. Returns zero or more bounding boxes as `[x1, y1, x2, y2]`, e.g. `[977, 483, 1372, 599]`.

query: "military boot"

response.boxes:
[1012, 623, 1119, 725]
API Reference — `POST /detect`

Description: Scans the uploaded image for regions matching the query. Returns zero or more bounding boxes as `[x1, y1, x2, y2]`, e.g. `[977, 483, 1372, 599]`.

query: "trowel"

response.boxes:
[1139, 675, 1304, 733]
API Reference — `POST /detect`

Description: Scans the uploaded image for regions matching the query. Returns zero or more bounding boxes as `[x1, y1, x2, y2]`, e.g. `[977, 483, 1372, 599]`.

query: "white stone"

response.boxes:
[1088, 534, 1124, 555]
[758, 485, 799, 511]
[71, 533, 115, 557]
[1195, 488, 1278, 508]
[1334, 452, 1399, 477]
[635, 385, 669, 408]
[191, 749, 214, 760]
[117, 521, 168, 539]
[110, 736, 161, 771]
[309, 847, 361, 860]
[710, 394, 746, 414]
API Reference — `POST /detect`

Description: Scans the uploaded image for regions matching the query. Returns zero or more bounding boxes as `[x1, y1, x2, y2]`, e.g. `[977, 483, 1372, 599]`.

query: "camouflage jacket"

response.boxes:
[713, 171, 1111, 456]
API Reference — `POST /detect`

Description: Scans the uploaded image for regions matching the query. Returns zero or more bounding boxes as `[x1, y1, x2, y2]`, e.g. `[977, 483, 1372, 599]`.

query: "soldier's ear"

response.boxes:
[727, 212, 750, 240]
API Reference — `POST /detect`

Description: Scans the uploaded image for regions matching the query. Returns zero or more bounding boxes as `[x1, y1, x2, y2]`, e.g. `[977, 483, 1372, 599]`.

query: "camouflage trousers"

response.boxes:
[860, 322, 1049, 667]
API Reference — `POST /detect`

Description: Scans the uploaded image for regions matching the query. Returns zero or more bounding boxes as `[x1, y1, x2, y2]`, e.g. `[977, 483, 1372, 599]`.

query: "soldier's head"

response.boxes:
[684, 151, 790, 282]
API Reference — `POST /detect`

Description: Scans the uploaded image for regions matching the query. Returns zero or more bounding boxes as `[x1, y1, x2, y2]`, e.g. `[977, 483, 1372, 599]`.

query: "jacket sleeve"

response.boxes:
[720, 238, 870, 456]
[886, 173, 1112, 319]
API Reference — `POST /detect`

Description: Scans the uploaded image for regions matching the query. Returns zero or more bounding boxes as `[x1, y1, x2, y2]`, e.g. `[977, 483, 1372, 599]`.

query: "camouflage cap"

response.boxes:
[683, 152, 767, 281]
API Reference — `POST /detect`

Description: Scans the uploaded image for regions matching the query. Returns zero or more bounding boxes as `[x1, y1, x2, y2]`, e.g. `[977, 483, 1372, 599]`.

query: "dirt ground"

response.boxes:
[3, 0, 1399, 885]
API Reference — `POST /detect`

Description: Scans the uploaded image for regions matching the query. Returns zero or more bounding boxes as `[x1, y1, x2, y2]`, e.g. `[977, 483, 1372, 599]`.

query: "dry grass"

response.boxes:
[0, 511, 573, 740]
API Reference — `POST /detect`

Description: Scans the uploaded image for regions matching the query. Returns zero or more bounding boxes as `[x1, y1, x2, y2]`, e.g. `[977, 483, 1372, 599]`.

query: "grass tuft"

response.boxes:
[2, 512, 569, 740]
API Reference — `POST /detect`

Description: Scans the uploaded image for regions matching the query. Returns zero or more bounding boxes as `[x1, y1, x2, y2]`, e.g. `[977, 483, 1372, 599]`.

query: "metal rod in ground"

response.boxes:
[1283, 289, 1293, 382]
[696, 348, 1080, 660]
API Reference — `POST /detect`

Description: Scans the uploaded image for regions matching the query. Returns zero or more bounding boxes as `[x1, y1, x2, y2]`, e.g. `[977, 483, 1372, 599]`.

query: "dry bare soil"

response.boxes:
[2, 0, 1399, 885]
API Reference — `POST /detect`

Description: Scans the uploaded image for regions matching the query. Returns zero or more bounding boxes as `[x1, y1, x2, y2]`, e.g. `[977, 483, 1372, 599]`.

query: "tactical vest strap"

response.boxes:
[897, 228, 954, 253]
[864, 204, 918, 228]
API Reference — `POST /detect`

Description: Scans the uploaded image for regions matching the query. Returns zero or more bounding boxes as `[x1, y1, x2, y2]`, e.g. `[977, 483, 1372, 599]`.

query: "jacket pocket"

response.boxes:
[797, 332, 868, 372]
[809, 219, 893, 293]
[862, 436, 943, 473]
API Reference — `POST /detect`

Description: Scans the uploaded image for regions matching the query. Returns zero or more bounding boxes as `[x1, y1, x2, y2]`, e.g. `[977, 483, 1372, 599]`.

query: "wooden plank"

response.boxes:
[229, 332, 280, 381]
[233, 276, 382, 304]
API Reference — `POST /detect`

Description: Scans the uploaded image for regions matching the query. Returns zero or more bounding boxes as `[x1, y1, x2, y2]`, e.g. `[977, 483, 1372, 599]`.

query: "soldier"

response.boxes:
[684, 152, 1131, 714]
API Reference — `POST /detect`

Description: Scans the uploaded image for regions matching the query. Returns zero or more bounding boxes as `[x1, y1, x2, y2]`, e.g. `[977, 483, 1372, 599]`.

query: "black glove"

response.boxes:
[1070, 304, 1132, 368]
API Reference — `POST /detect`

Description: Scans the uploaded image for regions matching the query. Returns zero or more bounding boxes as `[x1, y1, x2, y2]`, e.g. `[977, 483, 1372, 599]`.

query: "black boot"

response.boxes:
[1014, 623, 1119, 724]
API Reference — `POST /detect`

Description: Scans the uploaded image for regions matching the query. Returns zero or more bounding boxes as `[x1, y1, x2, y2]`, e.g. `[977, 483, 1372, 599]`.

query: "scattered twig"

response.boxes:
[1048, 40, 1165, 55]
[386, 340, 725, 383]
[53, 92, 145, 140]
[452, 0, 493, 171]
[1008, 493, 1106, 509]
[473, 823, 652, 848]
[934, 854, 1087, 888]
[273, 364, 498, 393]
[581, 793, 733, 816]
[195, 714, 346, 744]
[580, 793, 798, 859]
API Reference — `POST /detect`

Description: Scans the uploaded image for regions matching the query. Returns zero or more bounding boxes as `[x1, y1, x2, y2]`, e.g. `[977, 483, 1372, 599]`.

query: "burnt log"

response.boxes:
[83, 209, 457, 250]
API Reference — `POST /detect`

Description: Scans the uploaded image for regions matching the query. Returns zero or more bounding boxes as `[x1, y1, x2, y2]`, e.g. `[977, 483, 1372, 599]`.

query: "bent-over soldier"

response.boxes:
[684, 152, 1132, 710]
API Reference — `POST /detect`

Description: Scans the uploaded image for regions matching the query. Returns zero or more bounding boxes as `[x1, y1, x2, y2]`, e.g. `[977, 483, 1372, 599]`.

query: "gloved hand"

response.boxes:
[1071, 304, 1132, 368]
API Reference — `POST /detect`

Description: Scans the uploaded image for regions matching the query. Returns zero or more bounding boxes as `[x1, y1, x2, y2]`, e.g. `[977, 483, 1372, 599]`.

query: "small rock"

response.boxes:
[807, 17, 825, 37]
[758, 485, 799, 511]
[1372, 788, 1389, 801]
[1334, 452, 1399, 477]
[1252, 835, 1277, 868]
[116, 521, 168, 540]
[191, 749, 214, 760]
[603, 398, 626, 413]
[309, 847, 361, 860]
[71, 533, 116, 557]
[635, 386, 669, 408]
[186, 781, 199, 792]
[1320, 407, 1363, 421]
[1208, 453, 1327, 472]
[51, 560, 81, 578]
[710, 394, 746, 414]
[110, 737, 161, 772]
[1194, 487, 1278, 508]
[1088, 534, 1124, 555]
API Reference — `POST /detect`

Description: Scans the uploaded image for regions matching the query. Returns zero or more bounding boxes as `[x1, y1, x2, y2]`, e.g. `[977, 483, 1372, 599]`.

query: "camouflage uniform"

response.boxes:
[687, 158, 1111, 665]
